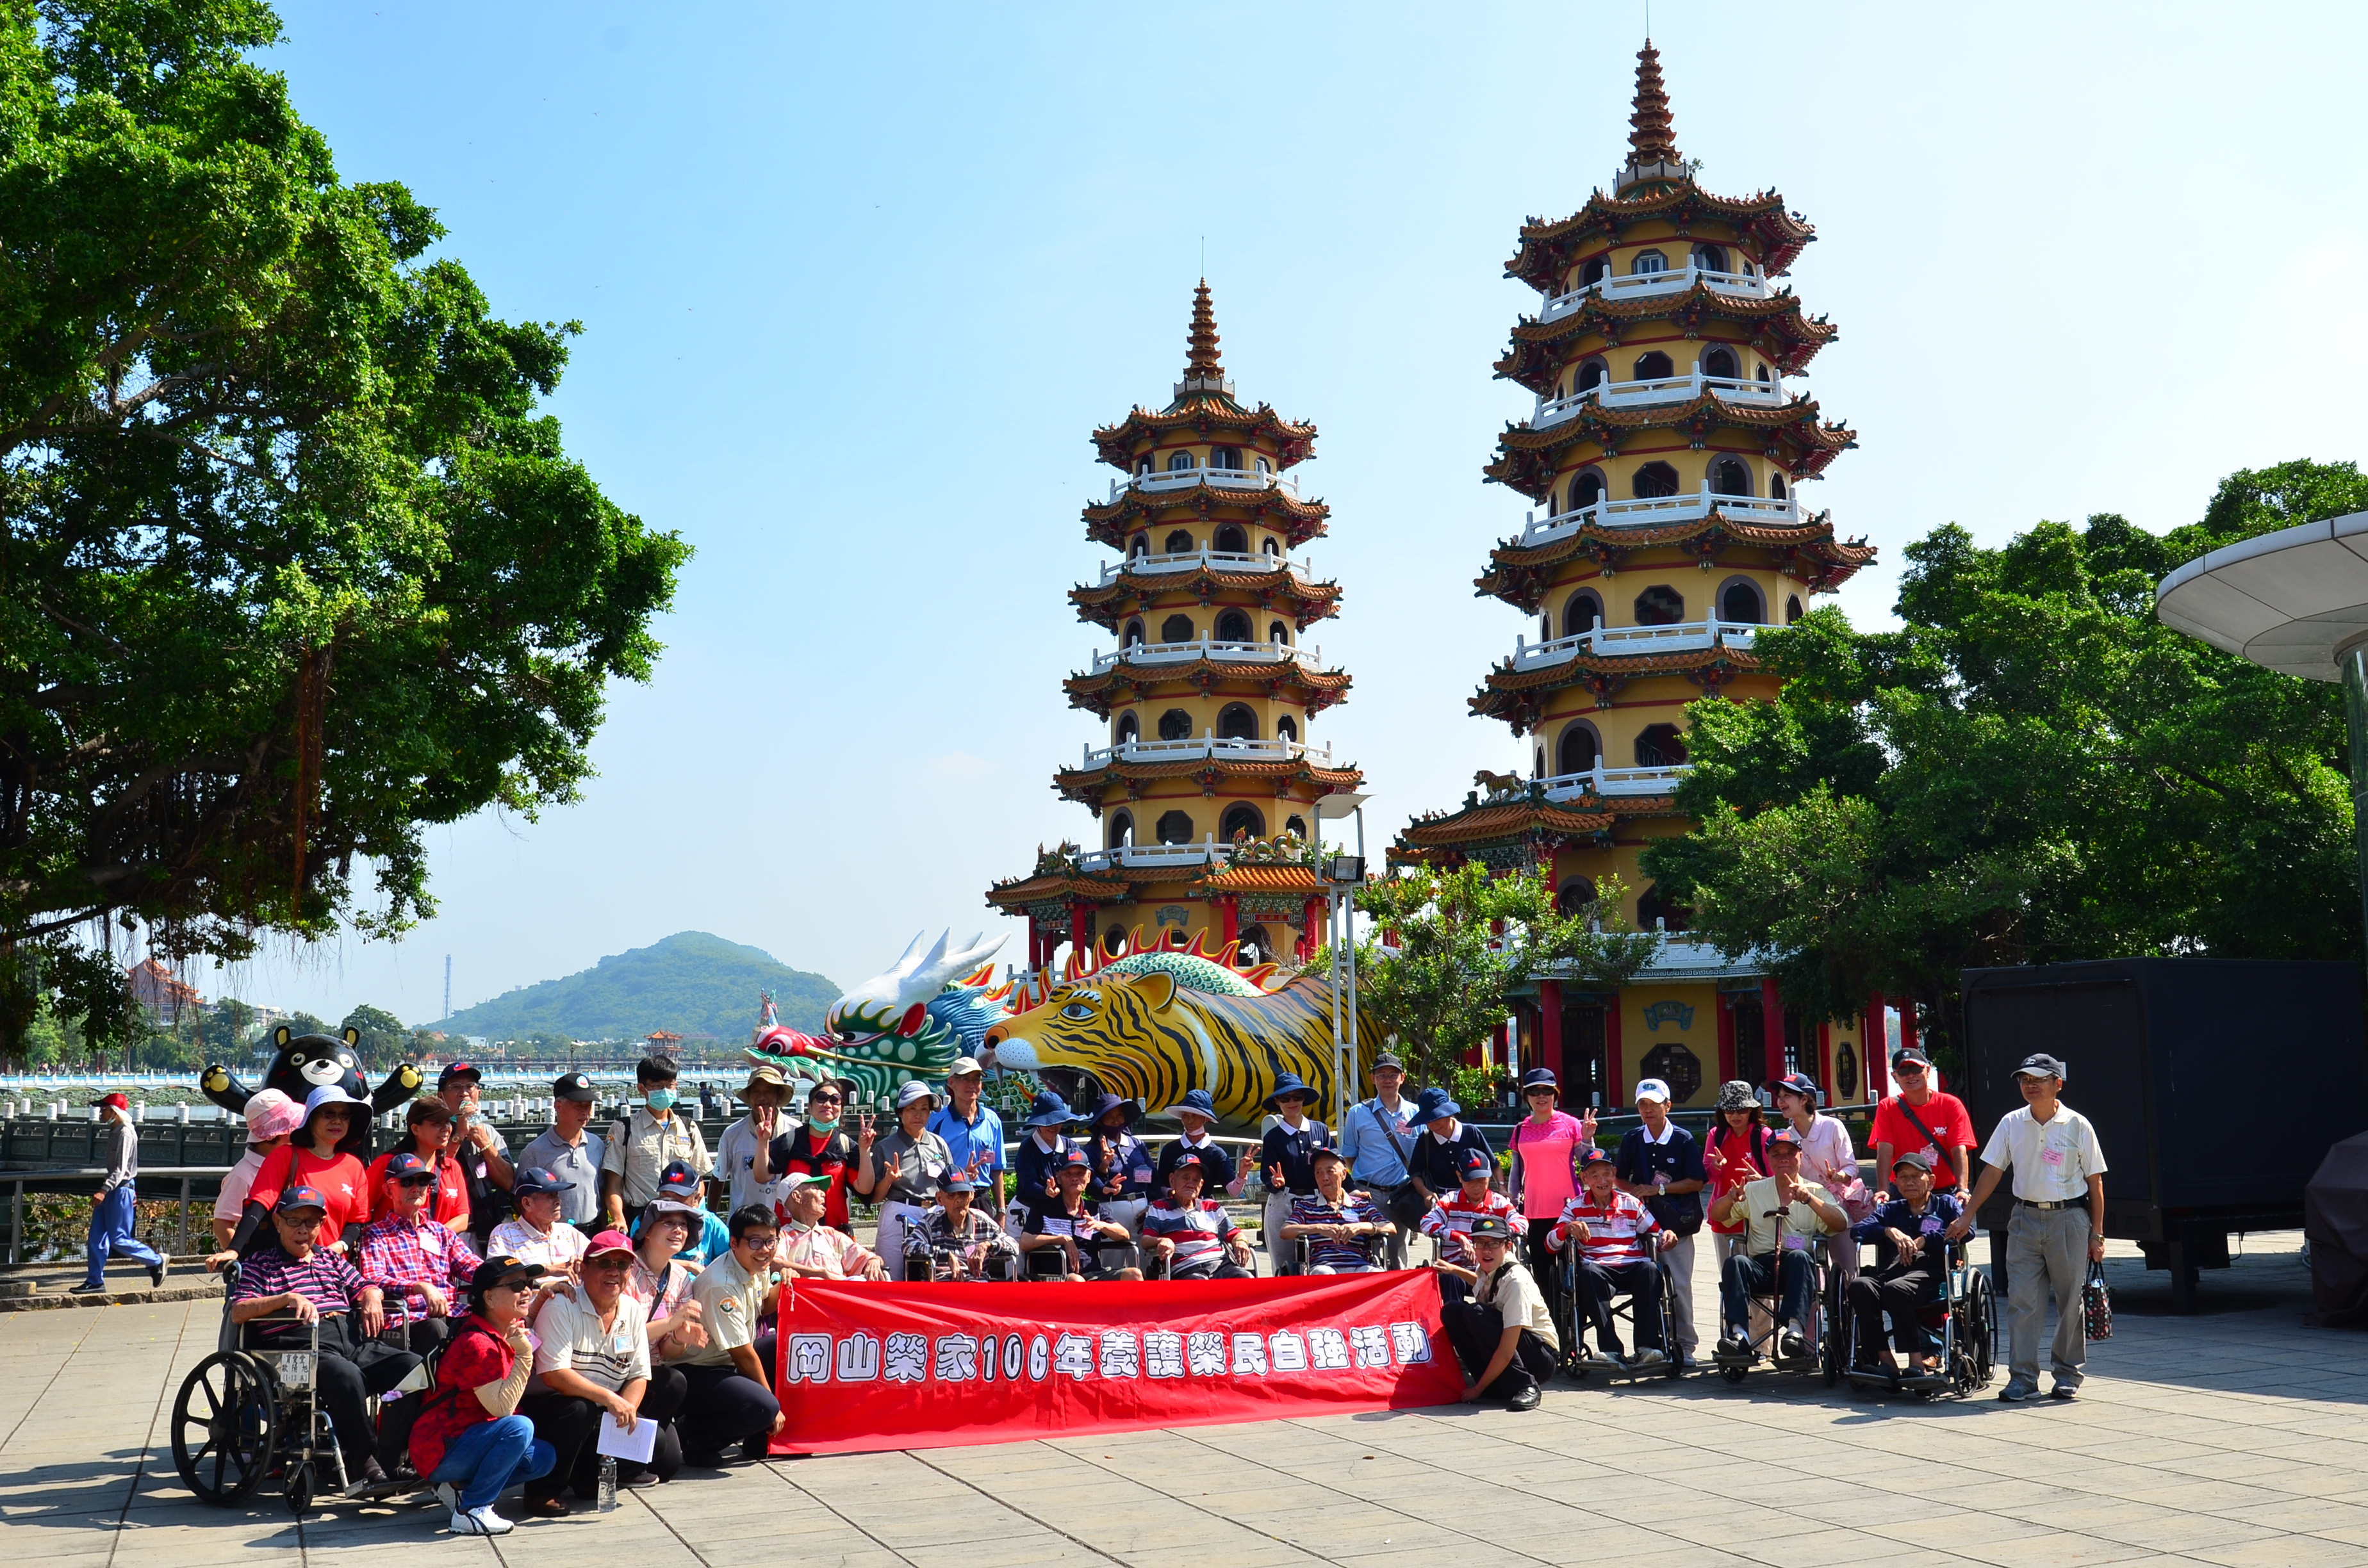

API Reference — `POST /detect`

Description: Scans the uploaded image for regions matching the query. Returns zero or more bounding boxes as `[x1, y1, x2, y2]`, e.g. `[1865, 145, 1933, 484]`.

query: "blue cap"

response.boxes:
[513, 1164, 575, 1196]
[1522, 1068, 1558, 1091]
[1458, 1148, 1493, 1180]
[276, 1185, 329, 1214]
[1578, 1145, 1615, 1167]
[384, 1152, 432, 1182]
[1053, 1147, 1090, 1172]
[1171, 1148, 1206, 1171]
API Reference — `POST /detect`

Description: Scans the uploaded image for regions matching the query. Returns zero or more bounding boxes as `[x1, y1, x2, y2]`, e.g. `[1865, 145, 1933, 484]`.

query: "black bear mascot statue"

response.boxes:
[201, 1027, 422, 1159]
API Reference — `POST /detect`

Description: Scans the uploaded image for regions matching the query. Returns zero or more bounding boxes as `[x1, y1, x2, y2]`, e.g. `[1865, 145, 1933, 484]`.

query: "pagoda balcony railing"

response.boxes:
[1511, 618, 1761, 669]
[1096, 548, 1319, 586]
[1108, 465, 1301, 503]
[1089, 637, 1324, 673]
[1530, 369, 1786, 429]
[1486, 763, 1691, 803]
[1536, 262, 1773, 322]
[1079, 736, 1335, 769]
[1515, 490, 1801, 546]
[1076, 837, 1233, 872]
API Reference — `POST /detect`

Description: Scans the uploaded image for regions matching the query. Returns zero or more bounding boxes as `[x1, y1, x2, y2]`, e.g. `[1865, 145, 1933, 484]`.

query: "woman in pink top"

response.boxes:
[1507, 1069, 1595, 1327]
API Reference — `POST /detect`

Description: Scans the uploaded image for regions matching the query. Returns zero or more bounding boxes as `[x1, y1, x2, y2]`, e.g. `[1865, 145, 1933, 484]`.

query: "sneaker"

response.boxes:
[2049, 1382, 2080, 1401]
[1629, 1347, 1666, 1369]
[150, 1261, 167, 1289]
[1998, 1380, 2041, 1403]
[451, 1506, 513, 1537]
[67, 1282, 105, 1295]
[1505, 1384, 1542, 1412]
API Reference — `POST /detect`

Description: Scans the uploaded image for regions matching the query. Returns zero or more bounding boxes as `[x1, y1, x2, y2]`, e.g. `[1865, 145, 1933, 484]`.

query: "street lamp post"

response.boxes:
[1315, 790, 1370, 1131]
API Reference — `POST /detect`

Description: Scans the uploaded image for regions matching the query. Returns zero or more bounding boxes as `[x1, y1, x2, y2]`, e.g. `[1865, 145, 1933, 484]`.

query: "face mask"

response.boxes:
[645, 1088, 677, 1113]
[805, 1113, 839, 1134]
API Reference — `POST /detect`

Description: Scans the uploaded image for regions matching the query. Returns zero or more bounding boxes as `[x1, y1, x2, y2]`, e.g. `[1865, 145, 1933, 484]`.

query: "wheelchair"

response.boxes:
[1550, 1242, 1681, 1383]
[1839, 1238, 1997, 1401]
[897, 1213, 1021, 1282]
[1710, 1237, 1847, 1386]
[170, 1262, 433, 1514]
[1021, 1234, 1145, 1280]
[1290, 1230, 1392, 1277]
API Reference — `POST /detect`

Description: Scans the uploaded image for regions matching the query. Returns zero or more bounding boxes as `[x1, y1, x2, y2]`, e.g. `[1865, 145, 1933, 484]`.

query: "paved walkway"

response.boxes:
[4, 1236, 2364, 1568]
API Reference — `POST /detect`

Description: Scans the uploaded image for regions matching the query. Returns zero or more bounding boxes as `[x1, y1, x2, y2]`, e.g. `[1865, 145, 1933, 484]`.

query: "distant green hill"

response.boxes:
[432, 932, 837, 1043]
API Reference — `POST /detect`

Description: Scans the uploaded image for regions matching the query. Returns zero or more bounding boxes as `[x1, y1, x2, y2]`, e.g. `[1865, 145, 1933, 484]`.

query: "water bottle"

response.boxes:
[597, 1456, 618, 1512]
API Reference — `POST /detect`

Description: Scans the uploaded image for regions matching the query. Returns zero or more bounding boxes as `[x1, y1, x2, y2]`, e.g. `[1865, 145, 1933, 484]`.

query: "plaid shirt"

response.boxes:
[234, 1243, 368, 1317]
[359, 1213, 483, 1327]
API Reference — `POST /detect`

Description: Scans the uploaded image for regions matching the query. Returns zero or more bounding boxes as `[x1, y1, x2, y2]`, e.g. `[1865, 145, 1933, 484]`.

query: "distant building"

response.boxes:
[643, 1031, 682, 1060]
[126, 958, 203, 1024]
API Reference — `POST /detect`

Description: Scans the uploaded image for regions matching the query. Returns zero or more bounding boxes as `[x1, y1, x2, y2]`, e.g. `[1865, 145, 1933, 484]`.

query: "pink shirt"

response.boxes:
[1509, 1111, 1588, 1220]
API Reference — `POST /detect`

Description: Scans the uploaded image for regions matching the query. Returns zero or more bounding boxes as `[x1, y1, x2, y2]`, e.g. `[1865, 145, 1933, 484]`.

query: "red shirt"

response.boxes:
[1707, 1125, 1770, 1236]
[246, 1145, 371, 1237]
[1870, 1092, 1974, 1188]
[409, 1317, 511, 1477]
[363, 1148, 469, 1227]
[769, 1127, 858, 1231]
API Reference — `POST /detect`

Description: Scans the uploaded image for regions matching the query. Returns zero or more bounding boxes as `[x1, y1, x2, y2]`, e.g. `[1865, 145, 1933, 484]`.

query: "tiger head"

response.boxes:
[982, 970, 1198, 1115]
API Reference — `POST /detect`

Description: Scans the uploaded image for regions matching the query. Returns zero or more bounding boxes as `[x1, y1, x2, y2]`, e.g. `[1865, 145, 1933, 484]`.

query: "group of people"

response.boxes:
[174, 1038, 2106, 1533]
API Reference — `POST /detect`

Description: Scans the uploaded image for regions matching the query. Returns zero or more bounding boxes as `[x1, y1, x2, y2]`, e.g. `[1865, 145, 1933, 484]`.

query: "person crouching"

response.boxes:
[518, 1230, 683, 1511]
[1433, 1214, 1558, 1412]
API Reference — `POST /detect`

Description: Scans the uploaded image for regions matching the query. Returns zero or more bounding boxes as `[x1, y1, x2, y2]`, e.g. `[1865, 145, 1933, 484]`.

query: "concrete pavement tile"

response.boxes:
[2084, 1512, 2287, 1554]
[2203, 1496, 2368, 1532]
[2116, 1478, 2289, 1512]
[1941, 1531, 2158, 1566]
[2183, 1535, 2368, 1567]
[1733, 1527, 1903, 1568]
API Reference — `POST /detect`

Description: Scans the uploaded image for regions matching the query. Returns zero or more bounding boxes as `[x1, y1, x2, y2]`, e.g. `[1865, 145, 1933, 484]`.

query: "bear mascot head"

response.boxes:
[201, 1026, 422, 1159]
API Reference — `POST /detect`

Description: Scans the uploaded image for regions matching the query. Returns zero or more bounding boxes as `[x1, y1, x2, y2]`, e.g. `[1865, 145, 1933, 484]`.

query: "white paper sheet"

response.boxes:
[594, 1413, 659, 1464]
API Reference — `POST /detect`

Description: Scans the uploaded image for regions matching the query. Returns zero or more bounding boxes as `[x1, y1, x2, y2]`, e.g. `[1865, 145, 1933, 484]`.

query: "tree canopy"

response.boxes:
[0, 0, 689, 1063]
[1641, 459, 2368, 1063]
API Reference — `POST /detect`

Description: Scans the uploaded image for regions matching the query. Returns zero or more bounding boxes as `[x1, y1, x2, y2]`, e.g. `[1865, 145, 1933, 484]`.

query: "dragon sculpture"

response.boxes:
[746, 930, 1011, 1106]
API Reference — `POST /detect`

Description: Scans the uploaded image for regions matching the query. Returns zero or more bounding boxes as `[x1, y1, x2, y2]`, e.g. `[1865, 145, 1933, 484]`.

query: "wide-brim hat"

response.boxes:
[1263, 1073, 1315, 1112]
[302, 1084, 365, 1118]
[737, 1063, 789, 1098]
[1414, 1087, 1461, 1122]
[1088, 1092, 1142, 1126]
[243, 1088, 305, 1143]
[1163, 1088, 1219, 1121]
[1023, 1090, 1074, 1128]
[1715, 1079, 1760, 1113]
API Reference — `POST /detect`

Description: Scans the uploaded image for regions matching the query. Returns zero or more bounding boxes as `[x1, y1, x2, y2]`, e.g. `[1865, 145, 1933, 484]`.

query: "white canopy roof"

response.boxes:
[2155, 509, 2368, 682]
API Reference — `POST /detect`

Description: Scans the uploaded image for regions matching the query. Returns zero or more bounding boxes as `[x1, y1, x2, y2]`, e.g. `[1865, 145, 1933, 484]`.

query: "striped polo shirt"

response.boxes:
[1419, 1188, 1519, 1266]
[1142, 1197, 1241, 1277]
[1550, 1188, 1659, 1266]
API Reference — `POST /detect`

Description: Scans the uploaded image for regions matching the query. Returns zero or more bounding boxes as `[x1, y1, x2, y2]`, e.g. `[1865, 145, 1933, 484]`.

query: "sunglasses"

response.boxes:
[1895, 1063, 1927, 1075]
[395, 1175, 434, 1187]
[807, 1095, 842, 1106]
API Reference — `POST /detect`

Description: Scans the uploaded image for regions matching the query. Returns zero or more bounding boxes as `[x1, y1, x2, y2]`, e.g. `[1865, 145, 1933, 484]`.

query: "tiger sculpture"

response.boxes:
[982, 930, 1388, 1127]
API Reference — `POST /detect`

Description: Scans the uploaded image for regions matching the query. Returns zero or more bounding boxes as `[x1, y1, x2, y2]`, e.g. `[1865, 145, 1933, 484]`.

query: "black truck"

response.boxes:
[1960, 958, 2368, 1311]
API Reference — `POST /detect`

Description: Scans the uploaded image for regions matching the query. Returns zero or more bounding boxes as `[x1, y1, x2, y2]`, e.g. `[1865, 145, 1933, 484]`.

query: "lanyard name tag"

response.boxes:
[1781, 1233, 1807, 1252]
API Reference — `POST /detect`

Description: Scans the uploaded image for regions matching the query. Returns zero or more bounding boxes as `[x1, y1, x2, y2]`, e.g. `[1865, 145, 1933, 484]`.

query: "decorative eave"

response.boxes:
[1068, 569, 1342, 632]
[1390, 788, 1688, 870]
[1506, 182, 1816, 291]
[1063, 658, 1353, 719]
[1485, 396, 1856, 500]
[1468, 644, 1764, 733]
[1090, 402, 1319, 471]
[983, 869, 1137, 910]
[1051, 757, 1365, 807]
[1475, 510, 1878, 608]
[1495, 287, 1837, 393]
[1188, 863, 1326, 897]
[1081, 484, 1331, 551]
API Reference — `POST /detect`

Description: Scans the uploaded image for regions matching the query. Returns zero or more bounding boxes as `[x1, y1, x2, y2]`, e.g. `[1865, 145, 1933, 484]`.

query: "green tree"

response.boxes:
[340, 1003, 404, 1062]
[281, 1010, 331, 1042]
[0, 0, 689, 1066]
[1642, 461, 2368, 1064]
[1345, 864, 1659, 1085]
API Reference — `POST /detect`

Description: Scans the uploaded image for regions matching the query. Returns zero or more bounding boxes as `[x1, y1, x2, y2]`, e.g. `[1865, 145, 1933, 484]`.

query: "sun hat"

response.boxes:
[1263, 1073, 1315, 1111]
[1415, 1086, 1462, 1122]
[894, 1081, 939, 1112]
[243, 1088, 305, 1143]
[1164, 1088, 1220, 1122]
[1715, 1080, 1759, 1113]
[302, 1084, 365, 1117]
[1023, 1091, 1075, 1129]
[1087, 1091, 1142, 1127]
[737, 1063, 789, 1099]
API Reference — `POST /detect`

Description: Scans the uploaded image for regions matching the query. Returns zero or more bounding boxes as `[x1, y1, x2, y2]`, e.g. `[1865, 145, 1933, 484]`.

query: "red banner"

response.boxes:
[769, 1271, 1461, 1455]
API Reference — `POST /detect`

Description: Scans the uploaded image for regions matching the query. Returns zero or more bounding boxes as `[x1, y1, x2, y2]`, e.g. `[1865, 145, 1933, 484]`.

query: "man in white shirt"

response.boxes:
[1952, 1052, 2107, 1402]
[713, 1065, 793, 1216]
[521, 1231, 682, 1503]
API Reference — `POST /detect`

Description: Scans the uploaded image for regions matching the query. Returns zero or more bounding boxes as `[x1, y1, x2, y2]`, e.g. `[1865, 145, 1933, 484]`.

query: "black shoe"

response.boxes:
[1777, 1328, 1807, 1362]
[67, 1282, 105, 1294]
[1716, 1330, 1748, 1359]
[739, 1434, 769, 1463]
[149, 1262, 165, 1289]
[1505, 1385, 1541, 1412]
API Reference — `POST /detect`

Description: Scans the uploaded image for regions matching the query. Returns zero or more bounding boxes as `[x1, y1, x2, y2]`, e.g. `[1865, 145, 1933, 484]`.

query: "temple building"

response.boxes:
[987, 286, 1363, 970]
[1390, 44, 1896, 1113]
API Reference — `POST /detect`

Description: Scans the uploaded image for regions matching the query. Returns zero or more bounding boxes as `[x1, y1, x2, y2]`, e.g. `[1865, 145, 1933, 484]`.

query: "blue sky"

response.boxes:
[208, 1, 2368, 1031]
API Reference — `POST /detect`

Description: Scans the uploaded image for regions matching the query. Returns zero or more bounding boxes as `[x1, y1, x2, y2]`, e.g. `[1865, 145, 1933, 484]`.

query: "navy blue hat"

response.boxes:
[513, 1164, 575, 1197]
[1088, 1092, 1142, 1126]
[1415, 1086, 1462, 1123]
[1263, 1073, 1315, 1112]
[1521, 1068, 1558, 1092]
[1170, 1148, 1206, 1172]
[384, 1152, 433, 1183]
[1578, 1145, 1615, 1168]
[1773, 1072, 1819, 1100]
[1053, 1147, 1091, 1173]
[1023, 1091, 1075, 1129]
[1163, 1088, 1219, 1122]
[1458, 1148, 1493, 1180]
[942, 1175, 978, 1193]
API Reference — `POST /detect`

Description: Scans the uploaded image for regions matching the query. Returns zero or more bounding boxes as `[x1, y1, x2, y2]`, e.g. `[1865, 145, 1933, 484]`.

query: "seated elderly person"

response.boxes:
[778, 1173, 890, 1280]
[1140, 1150, 1256, 1279]
[518, 1231, 685, 1511]
[1281, 1147, 1393, 1274]
[486, 1166, 590, 1280]
[669, 1206, 785, 1467]
[1550, 1146, 1677, 1369]
[360, 1153, 484, 1354]
[1712, 1127, 1848, 1364]
[915, 1177, 1019, 1280]
[1846, 1151, 1966, 1378]
[1021, 1148, 1142, 1280]
[231, 1186, 418, 1492]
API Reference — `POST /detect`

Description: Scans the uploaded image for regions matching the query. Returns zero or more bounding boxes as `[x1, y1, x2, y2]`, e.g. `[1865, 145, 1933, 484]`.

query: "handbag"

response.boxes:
[2083, 1260, 2114, 1341]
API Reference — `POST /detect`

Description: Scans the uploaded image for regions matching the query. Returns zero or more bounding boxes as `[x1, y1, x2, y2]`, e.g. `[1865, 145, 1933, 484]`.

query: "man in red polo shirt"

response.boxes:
[1871, 1048, 1973, 1195]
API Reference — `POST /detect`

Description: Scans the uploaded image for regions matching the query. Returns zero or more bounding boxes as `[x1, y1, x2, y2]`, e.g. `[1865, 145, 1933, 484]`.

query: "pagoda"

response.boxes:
[1392, 43, 1884, 1113]
[987, 286, 1363, 971]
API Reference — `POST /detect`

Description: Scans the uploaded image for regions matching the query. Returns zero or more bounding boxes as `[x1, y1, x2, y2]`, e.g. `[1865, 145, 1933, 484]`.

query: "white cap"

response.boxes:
[1634, 1078, 1673, 1104]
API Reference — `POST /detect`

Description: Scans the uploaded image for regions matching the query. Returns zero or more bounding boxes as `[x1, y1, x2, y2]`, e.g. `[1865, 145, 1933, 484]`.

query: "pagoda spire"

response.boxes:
[1618, 40, 1688, 192]
[1173, 280, 1235, 402]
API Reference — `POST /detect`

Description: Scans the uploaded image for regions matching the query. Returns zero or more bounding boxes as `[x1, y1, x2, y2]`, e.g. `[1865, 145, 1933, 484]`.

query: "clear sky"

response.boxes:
[201, 1, 2368, 1031]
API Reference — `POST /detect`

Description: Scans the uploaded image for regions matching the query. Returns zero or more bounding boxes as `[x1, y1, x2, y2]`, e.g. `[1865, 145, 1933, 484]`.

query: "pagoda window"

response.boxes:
[1710, 456, 1754, 496]
[1637, 883, 1689, 933]
[1576, 359, 1607, 393]
[1155, 810, 1196, 845]
[1214, 523, 1248, 553]
[1213, 608, 1253, 643]
[1161, 612, 1196, 643]
[1276, 715, 1299, 743]
[1165, 528, 1195, 554]
[1755, 364, 1772, 384]
[1104, 926, 1126, 955]
[1115, 713, 1140, 744]
[1634, 584, 1686, 625]
[1563, 589, 1603, 635]
[1770, 473, 1788, 500]
[1534, 746, 1547, 778]
[1693, 244, 1729, 274]
[1630, 249, 1668, 275]
[1570, 470, 1605, 513]
[1787, 594, 1805, 624]
[1122, 619, 1146, 648]
[1220, 803, 1266, 843]
[1719, 579, 1765, 625]
[1167, 451, 1194, 473]
[1262, 537, 1281, 557]
[1217, 703, 1258, 741]
[1581, 256, 1609, 288]
[1158, 708, 1194, 741]
[1556, 877, 1599, 918]
[1255, 455, 1271, 478]
[1702, 346, 1740, 380]
[1634, 350, 1675, 380]
[1129, 532, 1150, 559]
[1108, 810, 1135, 848]
[1268, 621, 1289, 645]
[1635, 723, 1689, 767]
[1556, 722, 1601, 777]
[1283, 817, 1306, 842]
[1632, 462, 1680, 498]
[1211, 446, 1243, 471]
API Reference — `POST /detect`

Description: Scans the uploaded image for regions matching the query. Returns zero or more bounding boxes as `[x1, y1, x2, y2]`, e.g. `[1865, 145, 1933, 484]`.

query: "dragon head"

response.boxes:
[826, 930, 1006, 1046]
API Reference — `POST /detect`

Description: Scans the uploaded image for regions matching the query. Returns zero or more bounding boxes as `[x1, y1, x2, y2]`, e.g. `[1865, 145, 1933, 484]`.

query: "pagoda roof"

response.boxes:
[1090, 283, 1317, 470]
[1507, 183, 1815, 293]
[1068, 567, 1342, 632]
[1051, 755, 1364, 807]
[983, 869, 1138, 910]
[1486, 395, 1855, 500]
[1496, 286, 1837, 393]
[1081, 482, 1331, 551]
[1467, 642, 1761, 733]
[1476, 510, 1878, 607]
[1391, 788, 1681, 869]
[1188, 863, 1326, 896]
[1063, 657, 1353, 719]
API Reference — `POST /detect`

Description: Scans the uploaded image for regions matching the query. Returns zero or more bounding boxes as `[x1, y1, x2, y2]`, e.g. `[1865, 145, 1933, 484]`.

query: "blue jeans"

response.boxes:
[429, 1414, 555, 1512]
[85, 1185, 161, 1287]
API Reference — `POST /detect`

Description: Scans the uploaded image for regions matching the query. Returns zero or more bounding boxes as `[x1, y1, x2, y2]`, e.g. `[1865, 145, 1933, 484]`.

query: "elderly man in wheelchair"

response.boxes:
[1845, 1151, 1967, 1383]
[1550, 1146, 1678, 1374]
[1279, 1147, 1394, 1274]
[227, 1186, 422, 1495]
[907, 1177, 1021, 1280]
[1711, 1127, 1848, 1371]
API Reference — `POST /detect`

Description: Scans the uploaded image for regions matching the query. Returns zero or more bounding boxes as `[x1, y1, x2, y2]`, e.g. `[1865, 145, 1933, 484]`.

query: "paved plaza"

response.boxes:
[4, 1236, 2366, 1568]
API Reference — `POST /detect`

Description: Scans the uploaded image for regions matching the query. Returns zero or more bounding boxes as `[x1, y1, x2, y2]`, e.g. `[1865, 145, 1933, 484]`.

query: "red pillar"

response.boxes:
[1604, 995, 1625, 1104]
[1219, 896, 1238, 953]
[1716, 992, 1738, 1086]
[1069, 902, 1092, 966]
[1538, 980, 1565, 1104]
[1818, 1020, 1833, 1102]
[1759, 974, 1784, 1084]
[1865, 993, 1889, 1101]
[1300, 896, 1323, 961]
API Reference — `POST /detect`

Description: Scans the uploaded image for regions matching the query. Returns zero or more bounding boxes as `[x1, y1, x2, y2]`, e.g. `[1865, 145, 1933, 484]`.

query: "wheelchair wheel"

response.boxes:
[1957, 1269, 1997, 1394]
[286, 1458, 314, 1515]
[171, 1352, 279, 1507]
[1821, 1275, 1847, 1387]
[1718, 1362, 1747, 1385]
